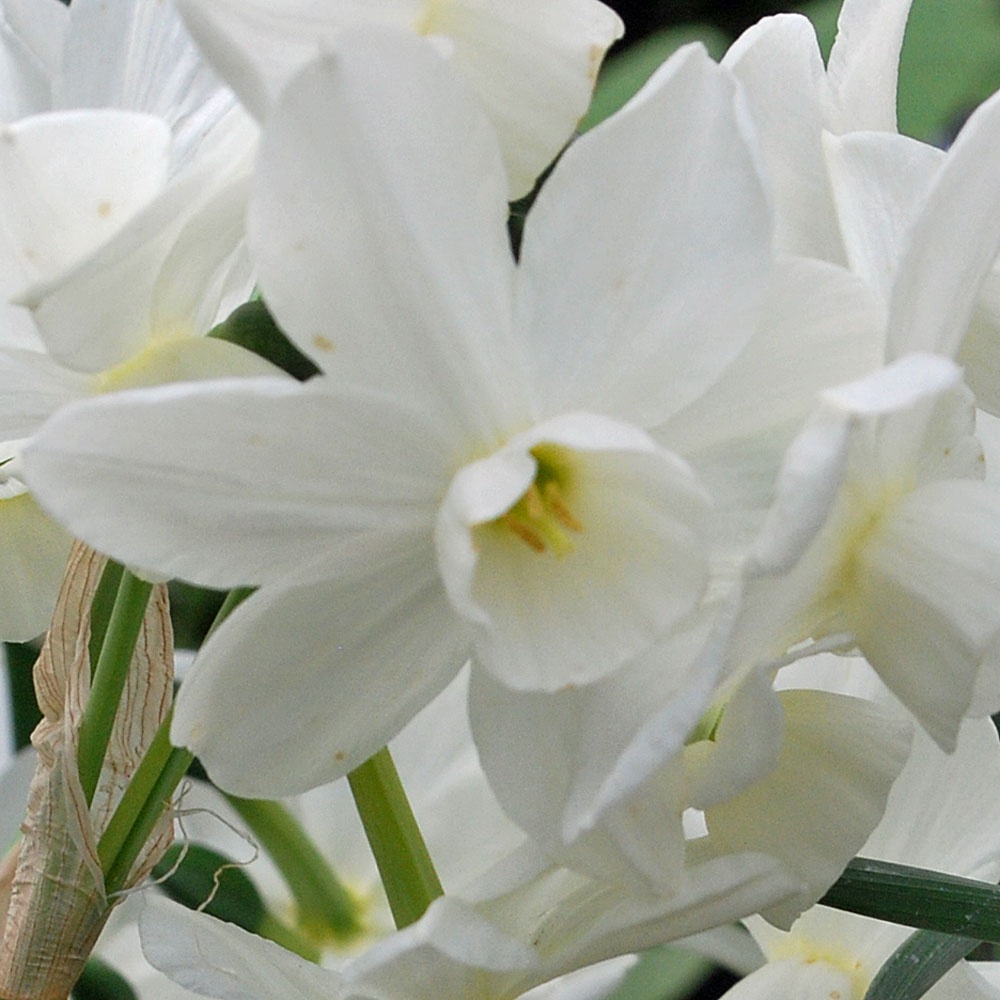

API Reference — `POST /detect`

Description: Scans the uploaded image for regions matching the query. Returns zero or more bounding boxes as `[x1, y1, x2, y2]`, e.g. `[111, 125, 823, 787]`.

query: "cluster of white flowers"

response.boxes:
[3, 0, 1000, 998]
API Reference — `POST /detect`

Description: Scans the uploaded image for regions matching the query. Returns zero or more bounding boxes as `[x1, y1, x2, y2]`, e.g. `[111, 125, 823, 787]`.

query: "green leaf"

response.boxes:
[864, 928, 979, 1000]
[4, 640, 41, 750]
[821, 858, 1000, 943]
[70, 957, 138, 1000]
[580, 24, 730, 132]
[207, 299, 320, 382]
[152, 842, 266, 934]
[606, 944, 715, 1000]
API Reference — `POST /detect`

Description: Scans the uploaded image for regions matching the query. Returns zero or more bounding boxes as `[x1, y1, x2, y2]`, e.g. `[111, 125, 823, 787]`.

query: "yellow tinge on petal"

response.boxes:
[0, 542, 173, 1000]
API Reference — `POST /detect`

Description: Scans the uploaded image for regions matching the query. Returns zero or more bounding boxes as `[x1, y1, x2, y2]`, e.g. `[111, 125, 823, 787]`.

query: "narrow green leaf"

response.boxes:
[607, 945, 714, 1000]
[70, 957, 138, 1000]
[821, 858, 1000, 943]
[864, 929, 979, 1000]
[208, 299, 320, 382]
[4, 641, 41, 750]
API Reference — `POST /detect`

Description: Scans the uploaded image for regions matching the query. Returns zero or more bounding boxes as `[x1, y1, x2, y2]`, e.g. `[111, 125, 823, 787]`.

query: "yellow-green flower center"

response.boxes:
[487, 445, 584, 558]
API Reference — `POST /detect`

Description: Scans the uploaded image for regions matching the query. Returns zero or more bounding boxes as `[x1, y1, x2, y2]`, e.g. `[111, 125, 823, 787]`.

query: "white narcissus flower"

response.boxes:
[174, 0, 625, 198]
[726, 352, 1000, 750]
[717, 715, 1000, 1000]
[25, 31, 775, 796]
[0, 0, 273, 639]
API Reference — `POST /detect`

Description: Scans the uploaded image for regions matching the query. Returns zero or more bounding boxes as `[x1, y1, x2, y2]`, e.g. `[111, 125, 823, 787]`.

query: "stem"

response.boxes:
[103, 730, 193, 896]
[87, 559, 125, 668]
[225, 796, 362, 940]
[98, 585, 252, 894]
[77, 571, 154, 806]
[348, 746, 442, 929]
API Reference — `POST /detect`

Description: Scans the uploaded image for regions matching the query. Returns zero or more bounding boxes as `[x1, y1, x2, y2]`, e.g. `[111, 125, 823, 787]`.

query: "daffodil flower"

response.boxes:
[24, 31, 775, 795]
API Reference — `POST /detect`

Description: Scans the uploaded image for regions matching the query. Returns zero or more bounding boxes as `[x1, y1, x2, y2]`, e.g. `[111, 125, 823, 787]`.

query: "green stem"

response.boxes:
[77, 571, 153, 806]
[103, 725, 193, 896]
[87, 559, 125, 668]
[348, 746, 443, 929]
[225, 796, 362, 940]
[98, 585, 253, 894]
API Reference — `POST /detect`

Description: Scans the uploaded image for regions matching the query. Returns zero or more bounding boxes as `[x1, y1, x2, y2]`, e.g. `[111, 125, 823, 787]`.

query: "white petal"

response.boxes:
[719, 958, 855, 1000]
[702, 689, 911, 929]
[249, 28, 525, 439]
[863, 718, 1000, 882]
[518, 43, 772, 427]
[851, 480, 1000, 748]
[825, 130, 944, 303]
[437, 413, 709, 690]
[178, 0, 621, 196]
[888, 88, 1000, 359]
[57, 0, 244, 175]
[823, 0, 913, 132]
[139, 897, 338, 999]
[172, 534, 469, 795]
[960, 266, 1000, 416]
[724, 14, 842, 260]
[22, 150, 252, 373]
[1, 0, 66, 85]
[470, 615, 719, 893]
[427, 0, 623, 198]
[0, 489, 71, 641]
[663, 255, 884, 454]
[0, 8, 50, 120]
[0, 348, 89, 438]
[176, 0, 417, 121]
[24, 378, 449, 588]
[0, 111, 169, 297]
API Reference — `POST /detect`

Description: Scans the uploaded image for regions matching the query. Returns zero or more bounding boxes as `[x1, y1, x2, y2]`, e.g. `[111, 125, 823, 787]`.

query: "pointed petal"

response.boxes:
[518, 43, 772, 427]
[249, 28, 525, 438]
[177, 0, 621, 196]
[425, 0, 623, 198]
[172, 535, 469, 795]
[888, 88, 1000, 358]
[724, 14, 842, 260]
[823, 0, 913, 132]
[24, 379, 448, 588]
